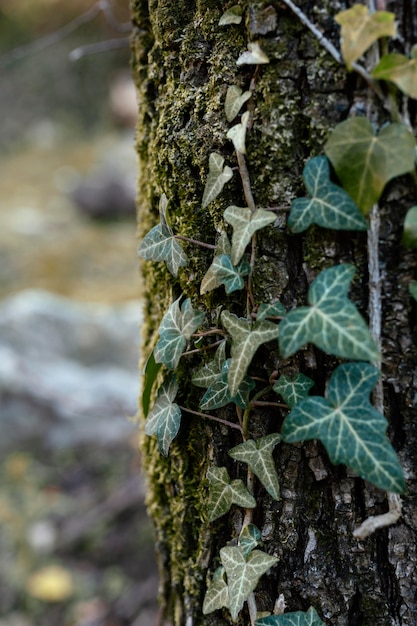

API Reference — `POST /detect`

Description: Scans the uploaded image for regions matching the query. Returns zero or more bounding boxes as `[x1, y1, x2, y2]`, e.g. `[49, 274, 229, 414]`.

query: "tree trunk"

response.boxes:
[130, 1, 417, 624]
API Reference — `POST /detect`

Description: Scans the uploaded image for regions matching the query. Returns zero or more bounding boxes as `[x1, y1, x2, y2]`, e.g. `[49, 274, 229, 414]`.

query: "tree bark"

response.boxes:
[130, 1, 417, 624]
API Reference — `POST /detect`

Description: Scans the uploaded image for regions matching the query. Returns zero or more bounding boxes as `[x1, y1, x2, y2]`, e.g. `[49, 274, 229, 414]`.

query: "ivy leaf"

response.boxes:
[325, 118, 416, 215]
[335, 5, 396, 70]
[257, 301, 287, 321]
[200, 232, 232, 294]
[154, 298, 205, 370]
[207, 466, 256, 522]
[288, 156, 367, 233]
[203, 567, 229, 614]
[273, 373, 314, 408]
[224, 205, 277, 264]
[372, 52, 417, 100]
[219, 5, 243, 26]
[210, 254, 251, 294]
[236, 41, 270, 65]
[282, 362, 405, 493]
[229, 434, 281, 500]
[239, 524, 262, 557]
[279, 264, 379, 362]
[200, 359, 255, 410]
[403, 206, 417, 249]
[225, 85, 252, 122]
[192, 341, 227, 388]
[221, 311, 279, 396]
[220, 546, 278, 620]
[410, 281, 417, 302]
[202, 153, 233, 208]
[227, 111, 250, 154]
[256, 606, 324, 626]
[142, 349, 162, 416]
[145, 376, 181, 456]
[138, 195, 188, 276]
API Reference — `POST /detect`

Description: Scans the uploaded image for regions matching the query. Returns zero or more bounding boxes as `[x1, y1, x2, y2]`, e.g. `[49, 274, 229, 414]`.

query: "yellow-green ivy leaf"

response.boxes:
[202, 153, 233, 208]
[236, 41, 270, 65]
[207, 466, 256, 522]
[203, 567, 229, 614]
[288, 156, 367, 232]
[145, 376, 181, 456]
[219, 5, 243, 26]
[372, 53, 417, 99]
[224, 205, 276, 264]
[273, 373, 314, 408]
[200, 232, 232, 295]
[325, 118, 415, 215]
[227, 111, 250, 154]
[256, 606, 324, 626]
[335, 4, 396, 70]
[279, 264, 379, 362]
[282, 362, 405, 493]
[229, 433, 281, 500]
[403, 206, 417, 248]
[225, 85, 252, 122]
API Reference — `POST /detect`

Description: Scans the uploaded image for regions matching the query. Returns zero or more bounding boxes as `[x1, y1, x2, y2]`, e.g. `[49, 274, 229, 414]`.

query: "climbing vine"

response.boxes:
[138, 3, 416, 624]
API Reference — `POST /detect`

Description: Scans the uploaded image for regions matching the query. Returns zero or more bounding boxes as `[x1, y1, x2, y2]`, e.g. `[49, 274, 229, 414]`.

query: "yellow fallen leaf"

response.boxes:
[27, 565, 74, 602]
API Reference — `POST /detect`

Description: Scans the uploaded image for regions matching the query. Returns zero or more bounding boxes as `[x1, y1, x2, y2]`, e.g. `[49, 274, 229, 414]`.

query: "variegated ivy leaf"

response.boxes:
[138, 194, 188, 276]
[200, 359, 255, 410]
[202, 153, 233, 209]
[203, 566, 229, 614]
[372, 52, 417, 100]
[225, 85, 252, 122]
[282, 362, 405, 493]
[154, 298, 205, 370]
[145, 376, 181, 456]
[220, 546, 278, 621]
[273, 373, 314, 408]
[200, 232, 232, 294]
[239, 524, 262, 557]
[335, 5, 396, 70]
[192, 340, 227, 388]
[409, 281, 417, 302]
[257, 301, 287, 321]
[224, 206, 277, 264]
[288, 156, 367, 233]
[219, 5, 243, 26]
[403, 206, 417, 249]
[227, 111, 250, 154]
[236, 41, 270, 66]
[207, 466, 256, 522]
[279, 264, 380, 362]
[229, 434, 281, 500]
[221, 311, 279, 396]
[255, 606, 324, 626]
[325, 118, 416, 215]
[210, 254, 251, 294]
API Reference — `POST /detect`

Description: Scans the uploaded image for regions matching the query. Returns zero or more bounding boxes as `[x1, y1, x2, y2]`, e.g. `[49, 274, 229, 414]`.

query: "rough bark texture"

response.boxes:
[130, 1, 417, 624]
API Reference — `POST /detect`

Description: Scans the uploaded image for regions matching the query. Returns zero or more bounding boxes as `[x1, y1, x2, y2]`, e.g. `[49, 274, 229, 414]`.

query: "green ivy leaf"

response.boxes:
[138, 195, 188, 276]
[200, 232, 232, 294]
[210, 254, 251, 294]
[256, 606, 324, 626]
[142, 349, 162, 417]
[273, 373, 314, 408]
[229, 434, 281, 500]
[227, 111, 250, 154]
[201, 360, 255, 410]
[279, 264, 380, 362]
[220, 546, 278, 620]
[202, 153, 233, 209]
[409, 281, 417, 302]
[192, 341, 227, 388]
[288, 156, 367, 233]
[154, 298, 205, 370]
[224, 206, 277, 264]
[325, 118, 416, 215]
[282, 362, 405, 493]
[335, 5, 396, 70]
[219, 5, 243, 26]
[239, 524, 262, 557]
[207, 466, 256, 522]
[372, 52, 417, 100]
[221, 311, 279, 396]
[225, 85, 252, 122]
[236, 41, 270, 65]
[403, 206, 417, 248]
[257, 301, 287, 320]
[145, 376, 181, 456]
[203, 567, 229, 614]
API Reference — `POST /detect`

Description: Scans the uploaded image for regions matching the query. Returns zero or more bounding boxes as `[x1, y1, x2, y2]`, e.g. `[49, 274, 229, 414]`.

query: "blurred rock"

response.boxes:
[0, 290, 141, 450]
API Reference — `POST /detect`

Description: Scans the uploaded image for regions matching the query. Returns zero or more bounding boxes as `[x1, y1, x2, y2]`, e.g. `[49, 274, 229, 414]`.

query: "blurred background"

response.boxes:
[0, 1, 159, 624]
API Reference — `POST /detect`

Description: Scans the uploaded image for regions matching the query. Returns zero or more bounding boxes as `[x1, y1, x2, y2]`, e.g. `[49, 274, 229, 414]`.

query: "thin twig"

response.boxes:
[182, 339, 225, 357]
[175, 235, 217, 250]
[237, 152, 256, 212]
[179, 406, 243, 433]
[69, 37, 129, 61]
[251, 400, 288, 409]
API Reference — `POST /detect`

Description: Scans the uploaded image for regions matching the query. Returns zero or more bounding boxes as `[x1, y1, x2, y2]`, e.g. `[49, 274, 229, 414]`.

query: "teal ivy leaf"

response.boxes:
[221, 311, 279, 396]
[207, 466, 256, 522]
[138, 194, 188, 276]
[282, 362, 405, 493]
[224, 205, 277, 265]
[225, 85, 252, 122]
[219, 5, 243, 26]
[220, 546, 278, 620]
[403, 206, 417, 248]
[142, 349, 162, 417]
[154, 298, 205, 370]
[288, 156, 367, 233]
[200, 232, 232, 294]
[239, 524, 262, 557]
[200, 359, 255, 410]
[256, 606, 324, 625]
[192, 341, 227, 388]
[257, 301, 287, 321]
[325, 118, 416, 215]
[372, 52, 417, 100]
[273, 373, 314, 408]
[229, 434, 281, 500]
[210, 254, 251, 294]
[227, 111, 250, 154]
[202, 153, 233, 209]
[409, 281, 417, 302]
[279, 264, 380, 362]
[203, 567, 229, 615]
[144, 376, 181, 456]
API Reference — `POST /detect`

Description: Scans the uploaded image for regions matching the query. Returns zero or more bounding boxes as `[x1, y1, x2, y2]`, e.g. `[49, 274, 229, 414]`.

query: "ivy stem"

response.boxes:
[367, 204, 383, 410]
[247, 592, 258, 626]
[179, 406, 243, 433]
[251, 400, 288, 409]
[237, 151, 256, 212]
[182, 339, 225, 357]
[174, 234, 217, 250]
[192, 329, 226, 337]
